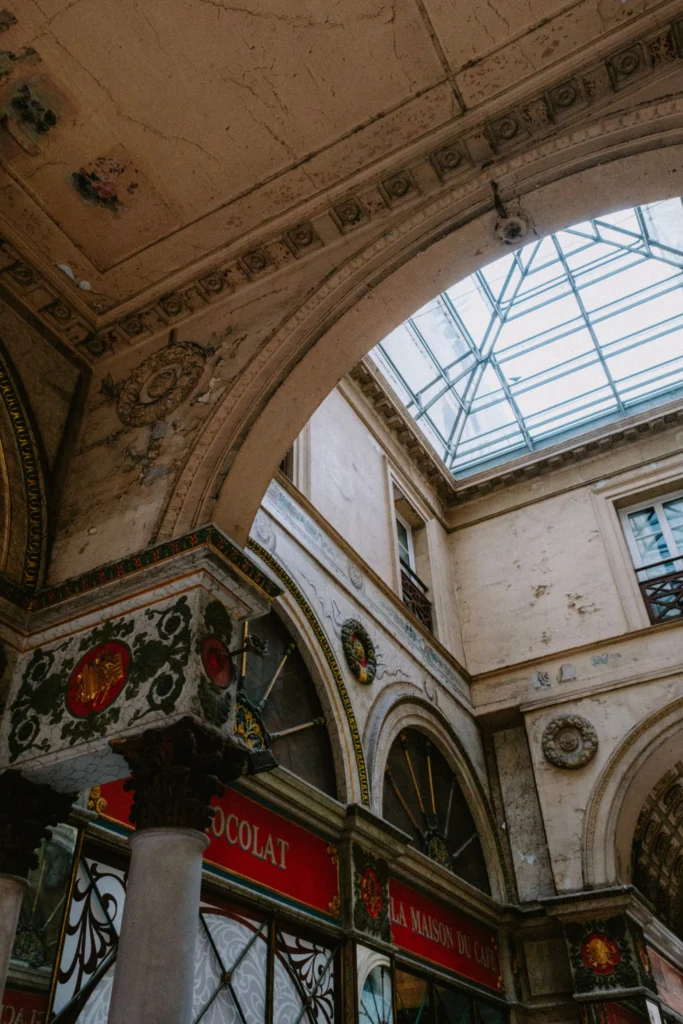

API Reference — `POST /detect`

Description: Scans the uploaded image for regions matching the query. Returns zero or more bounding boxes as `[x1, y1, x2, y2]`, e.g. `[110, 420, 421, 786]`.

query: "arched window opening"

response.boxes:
[632, 760, 683, 940]
[240, 609, 337, 799]
[382, 728, 489, 893]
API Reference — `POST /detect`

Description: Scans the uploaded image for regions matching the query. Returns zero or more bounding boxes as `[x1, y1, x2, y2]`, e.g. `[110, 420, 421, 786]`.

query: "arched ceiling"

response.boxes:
[633, 761, 683, 939]
[0, 0, 681, 364]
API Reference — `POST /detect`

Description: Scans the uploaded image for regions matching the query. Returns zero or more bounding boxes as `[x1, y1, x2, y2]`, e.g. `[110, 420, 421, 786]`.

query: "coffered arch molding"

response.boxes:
[365, 685, 509, 901]
[156, 102, 683, 547]
[583, 695, 683, 890]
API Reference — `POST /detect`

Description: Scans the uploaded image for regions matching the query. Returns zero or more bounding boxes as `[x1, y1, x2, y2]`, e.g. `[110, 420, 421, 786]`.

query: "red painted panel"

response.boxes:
[98, 779, 340, 919]
[0, 988, 48, 1023]
[648, 947, 683, 1017]
[389, 877, 502, 992]
[603, 1001, 646, 1024]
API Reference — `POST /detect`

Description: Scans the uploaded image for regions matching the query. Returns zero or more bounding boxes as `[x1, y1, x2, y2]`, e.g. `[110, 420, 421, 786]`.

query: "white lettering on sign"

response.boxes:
[211, 806, 290, 870]
[0, 1008, 45, 1023]
[390, 897, 407, 928]
[410, 907, 455, 951]
[391, 896, 497, 969]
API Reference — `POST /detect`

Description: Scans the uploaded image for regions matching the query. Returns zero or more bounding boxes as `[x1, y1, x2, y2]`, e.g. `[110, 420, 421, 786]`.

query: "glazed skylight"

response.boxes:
[372, 199, 683, 476]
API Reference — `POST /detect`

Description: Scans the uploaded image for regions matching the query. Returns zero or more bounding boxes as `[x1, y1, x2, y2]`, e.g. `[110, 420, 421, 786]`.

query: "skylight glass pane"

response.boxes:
[371, 199, 683, 476]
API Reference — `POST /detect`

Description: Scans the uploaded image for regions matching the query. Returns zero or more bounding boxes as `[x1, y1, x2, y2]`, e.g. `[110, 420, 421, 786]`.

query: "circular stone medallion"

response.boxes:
[541, 715, 598, 769]
[201, 636, 231, 688]
[360, 866, 383, 919]
[67, 642, 130, 717]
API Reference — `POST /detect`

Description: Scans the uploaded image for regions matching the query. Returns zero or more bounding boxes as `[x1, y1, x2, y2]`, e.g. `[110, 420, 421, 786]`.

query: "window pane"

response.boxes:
[360, 965, 394, 1024]
[434, 985, 472, 1023]
[663, 497, 683, 553]
[474, 1000, 507, 1024]
[395, 969, 435, 1024]
[627, 507, 672, 568]
[396, 520, 411, 566]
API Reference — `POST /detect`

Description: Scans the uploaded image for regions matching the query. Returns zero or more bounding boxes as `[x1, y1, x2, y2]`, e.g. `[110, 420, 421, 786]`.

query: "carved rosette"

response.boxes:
[542, 715, 598, 769]
[0, 771, 75, 878]
[111, 718, 247, 833]
[563, 916, 653, 995]
[117, 340, 206, 426]
[341, 619, 376, 685]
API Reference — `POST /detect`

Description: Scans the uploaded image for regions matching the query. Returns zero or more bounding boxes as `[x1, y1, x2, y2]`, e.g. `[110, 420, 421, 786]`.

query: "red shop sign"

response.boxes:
[389, 877, 503, 993]
[602, 1002, 646, 1024]
[98, 780, 340, 920]
[0, 988, 48, 1023]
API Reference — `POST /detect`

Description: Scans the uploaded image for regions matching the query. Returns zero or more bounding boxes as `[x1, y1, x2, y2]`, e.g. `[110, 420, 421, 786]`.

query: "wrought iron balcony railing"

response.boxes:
[400, 559, 433, 632]
[636, 556, 683, 624]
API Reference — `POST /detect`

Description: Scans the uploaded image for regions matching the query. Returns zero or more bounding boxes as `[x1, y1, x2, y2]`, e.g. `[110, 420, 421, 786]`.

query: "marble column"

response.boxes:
[0, 771, 74, 1001]
[107, 719, 246, 1024]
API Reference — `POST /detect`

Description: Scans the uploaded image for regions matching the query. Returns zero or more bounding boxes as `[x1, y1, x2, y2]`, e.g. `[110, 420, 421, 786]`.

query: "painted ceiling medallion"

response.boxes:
[581, 933, 621, 975]
[542, 715, 598, 769]
[67, 641, 130, 717]
[341, 619, 376, 685]
[201, 636, 231, 689]
[360, 866, 383, 920]
[117, 334, 206, 426]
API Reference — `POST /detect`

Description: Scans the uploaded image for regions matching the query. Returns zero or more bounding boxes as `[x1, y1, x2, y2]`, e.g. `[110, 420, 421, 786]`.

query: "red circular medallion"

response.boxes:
[580, 933, 621, 975]
[67, 642, 130, 718]
[201, 636, 231, 688]
[360, 866, 383, 920]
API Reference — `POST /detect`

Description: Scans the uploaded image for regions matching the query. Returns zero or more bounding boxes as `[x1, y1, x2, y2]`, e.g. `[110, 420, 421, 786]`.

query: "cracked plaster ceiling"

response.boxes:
[0, 0, 677, 333]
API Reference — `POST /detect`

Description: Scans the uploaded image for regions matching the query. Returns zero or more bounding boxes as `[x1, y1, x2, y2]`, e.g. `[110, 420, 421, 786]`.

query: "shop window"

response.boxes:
[359, 962, 393, 1024]
[395, 967, 506, 1024]
[393, 490, 433, 633]
[382, 729, 490, 894]
[49, 840, 340, 1024]
[241, 610, 337, 798]
[620, 490, 683, 623]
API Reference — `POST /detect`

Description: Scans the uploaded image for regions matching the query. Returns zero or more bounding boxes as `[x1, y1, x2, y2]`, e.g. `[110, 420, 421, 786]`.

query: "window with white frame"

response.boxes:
[395, 512, 415, 572]
[621, 490, 683, 622]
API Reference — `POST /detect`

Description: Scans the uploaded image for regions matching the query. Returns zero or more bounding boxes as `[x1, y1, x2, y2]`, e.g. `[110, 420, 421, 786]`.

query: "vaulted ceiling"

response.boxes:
[0, 0, 680, 363]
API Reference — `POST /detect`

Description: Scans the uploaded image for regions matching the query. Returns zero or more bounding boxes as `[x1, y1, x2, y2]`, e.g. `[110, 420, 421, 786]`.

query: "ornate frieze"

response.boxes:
[116, 338, 206, 426]
[0, 531, 278, 794]
[542, 715, 598, 769]
[563, 916, 656, 996]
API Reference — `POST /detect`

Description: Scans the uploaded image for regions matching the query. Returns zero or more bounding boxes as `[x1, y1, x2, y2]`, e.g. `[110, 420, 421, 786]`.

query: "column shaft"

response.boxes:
[108, 828, 208, 1024]
[0, 876, 28, 997]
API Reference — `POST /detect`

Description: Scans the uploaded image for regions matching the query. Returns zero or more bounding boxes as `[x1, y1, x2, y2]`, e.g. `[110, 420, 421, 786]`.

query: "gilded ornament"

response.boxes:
[360, 865, 383, 920]
[341, 619, 376, 685]
[66, 642, 130, 718]
[580, 933, 621, 975]
[88, 785, 108, 815]
[542, 715, 598, 768]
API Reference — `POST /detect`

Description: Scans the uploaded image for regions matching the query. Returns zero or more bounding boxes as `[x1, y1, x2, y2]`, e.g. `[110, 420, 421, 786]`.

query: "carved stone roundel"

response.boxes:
[117, 342, 206, 426]
[542, 715, 598, 769]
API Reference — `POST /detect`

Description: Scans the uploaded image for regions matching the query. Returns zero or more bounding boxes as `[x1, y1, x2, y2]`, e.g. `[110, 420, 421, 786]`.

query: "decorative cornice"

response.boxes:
[0, 14, 681, 362]
[0, 523, 282, 615]
[350, 358, 683, 511]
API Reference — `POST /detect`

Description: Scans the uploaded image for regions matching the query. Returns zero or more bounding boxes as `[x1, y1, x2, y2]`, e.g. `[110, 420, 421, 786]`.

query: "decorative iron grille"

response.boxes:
[399, 562, 433, 632]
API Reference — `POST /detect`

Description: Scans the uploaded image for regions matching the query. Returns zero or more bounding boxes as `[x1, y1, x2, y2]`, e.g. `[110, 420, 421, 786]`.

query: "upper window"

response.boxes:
[621, 490, 683, 623]
[373, 199, 683, 477]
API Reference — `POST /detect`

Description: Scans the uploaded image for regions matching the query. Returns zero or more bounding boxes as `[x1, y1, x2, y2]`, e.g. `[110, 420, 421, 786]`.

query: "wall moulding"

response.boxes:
[156, 116, 683, 550]
[0, 12, 682, 366]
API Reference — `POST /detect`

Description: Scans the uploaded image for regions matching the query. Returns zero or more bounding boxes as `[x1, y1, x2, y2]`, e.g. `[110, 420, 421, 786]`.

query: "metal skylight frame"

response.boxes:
[373, 199, 683, 477]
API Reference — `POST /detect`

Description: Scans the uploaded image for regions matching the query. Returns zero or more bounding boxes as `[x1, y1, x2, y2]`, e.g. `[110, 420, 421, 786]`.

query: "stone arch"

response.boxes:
[247, 539, 369, 807]
[156, 100, 683, 547]
[583, 695, 683, 890]
[364, 684, 508, 901]
[0, 338, 47, 591]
